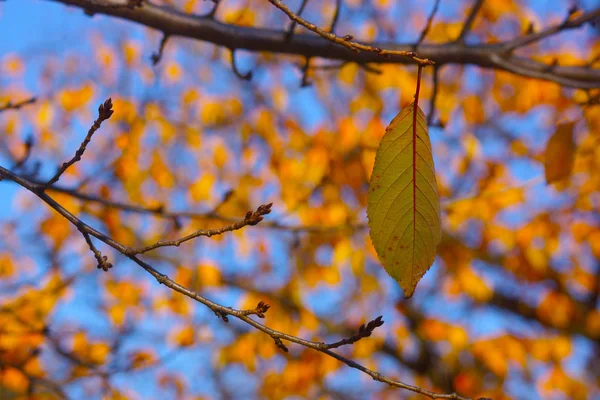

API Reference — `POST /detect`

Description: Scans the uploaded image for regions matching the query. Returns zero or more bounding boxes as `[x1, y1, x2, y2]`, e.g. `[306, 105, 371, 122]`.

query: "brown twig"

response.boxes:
[455, 0, 484, 44]
[325, 316, 384, 349]
[267, 0, 434, 66]
[328, 0, 342, 33]
[46, 0, 600, 88]
[151, 33, 169, 65]
[129, 203, 273, 255]
[503, 7, 600, 51]
[45, 98, 113, 187]
[415, 0, 441, 48]
[16, 176, 366, 232]
[12, 135, 34, 169]
[0, 97, 37, 113]
[285, 0, 309, 41]
[229, 48, 253, 80]
[80, 229, 113, 271]
[0, 164, 471, 400]
[239, 301, 271, 318]
[204, 0, 221, 18]
[300, 56, 312, 86]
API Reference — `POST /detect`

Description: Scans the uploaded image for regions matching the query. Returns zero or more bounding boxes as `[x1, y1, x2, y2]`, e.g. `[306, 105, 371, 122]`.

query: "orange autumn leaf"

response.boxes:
[544, 122, 576, 184]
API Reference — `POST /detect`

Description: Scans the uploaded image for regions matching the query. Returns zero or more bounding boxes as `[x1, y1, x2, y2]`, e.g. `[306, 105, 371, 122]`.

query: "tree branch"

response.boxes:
[0, 164, 470, 400]
[324, 316, 384, 349]
[503, 7, 600, 51]
[267, 0, 433, 65]
[45, 98, 113, 187]
[44, 0, 600, 88]
[0, 97, 37, 113]
[456, 0, 484, 44]
[129, 203, 272, 255]
[415, 0, 441, 47]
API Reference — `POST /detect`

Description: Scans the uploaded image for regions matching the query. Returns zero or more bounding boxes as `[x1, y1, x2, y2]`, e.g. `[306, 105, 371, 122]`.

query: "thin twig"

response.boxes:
[80, 229, 113, 271]
[415, 0, 441, 48]
[239, 301, 271, 318]
[204, 0, 221, 18]
[503, 7, 600, 51]
[0, 164, 471, 400]
[151, 33, 169, 65]
[285, 0, 309, 41]
[46, 0, 600, 88]
[325, 316, 384, 349]
[229, 48, 253, 80]
[300, 56, 312, 86]
[130, 203, 273, 254]
[328, 0, 342, 33]
[488, 53, 593, 88]
[455, 0, 484, 44]
[267, 0, 434, 65]
[12, 135, 34, 169]
[0, 97, 37, 113]
[45, 98, 113, 187]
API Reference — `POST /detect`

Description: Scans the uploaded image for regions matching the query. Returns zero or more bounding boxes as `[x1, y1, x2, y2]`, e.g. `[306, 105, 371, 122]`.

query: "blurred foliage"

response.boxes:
[1, 0, 600, 399]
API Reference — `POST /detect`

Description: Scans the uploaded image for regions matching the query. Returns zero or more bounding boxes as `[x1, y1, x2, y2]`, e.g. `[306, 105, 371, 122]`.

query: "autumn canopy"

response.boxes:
[0, 0, 599, 399]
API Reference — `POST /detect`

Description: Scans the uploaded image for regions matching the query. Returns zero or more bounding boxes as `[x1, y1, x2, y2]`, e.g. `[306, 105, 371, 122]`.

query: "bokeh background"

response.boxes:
[1, 0, 600, 399]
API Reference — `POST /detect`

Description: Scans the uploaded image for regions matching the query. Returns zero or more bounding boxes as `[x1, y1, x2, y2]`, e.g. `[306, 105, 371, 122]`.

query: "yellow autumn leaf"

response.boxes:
[544, 122, 576, 184]
[171, 325, 195, 347]
[367, 103, 441, 298]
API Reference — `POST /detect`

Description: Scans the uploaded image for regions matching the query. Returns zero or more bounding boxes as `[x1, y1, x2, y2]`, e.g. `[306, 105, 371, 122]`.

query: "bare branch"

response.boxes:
[503, 7, 600, 51]
[12, 135, 34, 169]
[45, 98, 113, 187]
[45, 0, 600, 88]
[130, 203, 273, 255]
[415, 0, 441, 48]
[267, 0, 434, 65]
[325, 316, 384, 349]
[284, 0, 309, 41]
[0, 164, 472, 400]
[203, 0, 220, 18]
[80, 229, 113, 271]
[0, 97, 37, 113]
[151, 33, 169, 65]
[488, 53, 596, 88]
[300, 56, 312, 87]
[328, 0, 342, 33]
[456, 0, 484, 44]
[229, 48, 253, 80]
[240, 301, 271, 318]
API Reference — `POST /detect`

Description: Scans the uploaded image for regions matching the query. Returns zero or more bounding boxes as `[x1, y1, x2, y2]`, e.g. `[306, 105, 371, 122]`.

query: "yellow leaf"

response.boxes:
[122, 40, 140, 66]
[544, 122, 576, 184]
[197, 263, 221, 287]
[367, 103, 441, 298]
[2, 54, 24, 76]
[164, 61, 182, 83]
[129, 350, 156, 369]
[462, 95, 485, 124]
[40, 213, 71, 250]
[213, 143, 228, 169]
[171, 325, 195, 347]
[0, 252, 15, 278]
[1, 368, 28, 393]
[190, 174, 214, 202]
[150, 150, 175, 188]
[58, 83, 94, 112]
[35, 101, 54, 128]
